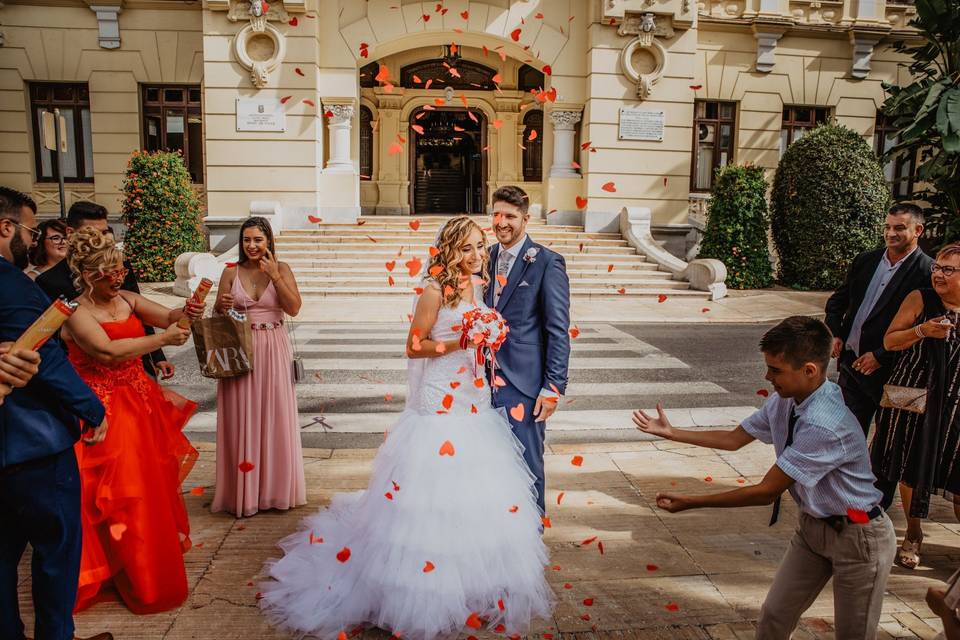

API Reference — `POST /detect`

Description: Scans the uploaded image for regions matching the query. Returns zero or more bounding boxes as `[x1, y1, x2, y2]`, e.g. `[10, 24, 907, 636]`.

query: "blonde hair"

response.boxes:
[67, 226, 124, 292]
[428, 216, 489, 307]
[936, 242, 960, 263]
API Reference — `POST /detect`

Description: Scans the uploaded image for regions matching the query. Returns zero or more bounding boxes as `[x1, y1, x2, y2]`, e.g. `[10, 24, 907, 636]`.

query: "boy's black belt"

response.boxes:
[819, 505, 883, 531]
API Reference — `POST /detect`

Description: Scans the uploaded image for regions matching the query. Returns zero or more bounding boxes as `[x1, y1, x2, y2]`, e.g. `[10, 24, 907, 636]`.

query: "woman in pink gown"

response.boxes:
[212, 216, 306, 517]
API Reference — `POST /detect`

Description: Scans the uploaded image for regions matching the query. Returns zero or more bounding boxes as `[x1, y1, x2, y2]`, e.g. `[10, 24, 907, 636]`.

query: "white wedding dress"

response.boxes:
[259, 285, 553, 640]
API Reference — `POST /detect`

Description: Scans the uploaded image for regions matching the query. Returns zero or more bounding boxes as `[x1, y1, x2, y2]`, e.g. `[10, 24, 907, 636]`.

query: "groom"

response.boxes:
[485, 185, 571, 514]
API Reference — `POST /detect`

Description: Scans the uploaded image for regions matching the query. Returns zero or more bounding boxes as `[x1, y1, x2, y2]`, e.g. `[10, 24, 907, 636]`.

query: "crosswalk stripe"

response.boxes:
[303, 355, 688, 371]
[295, 342, 660, 353]
[183, 406, 756, 434]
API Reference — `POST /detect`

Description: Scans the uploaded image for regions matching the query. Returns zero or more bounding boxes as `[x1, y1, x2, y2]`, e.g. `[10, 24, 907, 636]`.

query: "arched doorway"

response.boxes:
[409, 107, 486, 214]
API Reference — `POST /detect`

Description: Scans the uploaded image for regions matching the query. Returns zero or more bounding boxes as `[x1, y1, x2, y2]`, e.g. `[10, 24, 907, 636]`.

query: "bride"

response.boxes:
[259, 215, 553, 640]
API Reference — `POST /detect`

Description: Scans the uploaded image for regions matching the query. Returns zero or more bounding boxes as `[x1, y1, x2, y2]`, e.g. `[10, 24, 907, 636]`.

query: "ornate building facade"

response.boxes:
[0, 0, 917, 251]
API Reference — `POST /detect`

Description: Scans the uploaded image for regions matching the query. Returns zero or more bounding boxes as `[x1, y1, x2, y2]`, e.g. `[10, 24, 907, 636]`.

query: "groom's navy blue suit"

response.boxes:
[0, 257, 105, 640]
[486, 235, 570, 514]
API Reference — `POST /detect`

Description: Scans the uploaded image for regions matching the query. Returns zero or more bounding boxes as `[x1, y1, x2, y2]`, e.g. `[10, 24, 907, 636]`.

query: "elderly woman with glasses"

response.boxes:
[871, 242, 960, 570]
[57, 226, 206, 615]
[24, 219, 68, 280]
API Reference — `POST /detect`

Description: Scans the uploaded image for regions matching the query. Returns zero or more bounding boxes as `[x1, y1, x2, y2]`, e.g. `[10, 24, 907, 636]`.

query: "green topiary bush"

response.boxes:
[771, 123, 890, 290]
[121, 150, 206, 282]
[697, 164, 773, 289]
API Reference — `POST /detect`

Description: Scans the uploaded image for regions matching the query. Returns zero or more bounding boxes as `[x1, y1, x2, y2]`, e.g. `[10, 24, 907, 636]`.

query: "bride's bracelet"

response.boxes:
[915, 324, 925, 339]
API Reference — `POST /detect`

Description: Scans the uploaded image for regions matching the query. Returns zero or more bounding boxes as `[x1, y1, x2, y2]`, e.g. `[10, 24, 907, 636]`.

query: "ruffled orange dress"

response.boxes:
[67, 314, 198, 614]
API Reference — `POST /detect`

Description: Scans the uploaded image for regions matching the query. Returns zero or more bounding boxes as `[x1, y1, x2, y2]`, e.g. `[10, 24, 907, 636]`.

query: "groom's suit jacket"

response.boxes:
[485, 235, 571, 399]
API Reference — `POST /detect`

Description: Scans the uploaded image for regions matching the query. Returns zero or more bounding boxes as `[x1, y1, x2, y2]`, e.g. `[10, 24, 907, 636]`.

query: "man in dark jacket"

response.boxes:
[35, 200, 172, 379]
[824, 202, 934, 437]
[0, 187, 111, 640]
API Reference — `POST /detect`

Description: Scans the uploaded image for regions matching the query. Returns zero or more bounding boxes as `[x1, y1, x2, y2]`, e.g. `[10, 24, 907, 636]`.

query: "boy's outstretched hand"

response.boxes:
[633, 403, 674, 439]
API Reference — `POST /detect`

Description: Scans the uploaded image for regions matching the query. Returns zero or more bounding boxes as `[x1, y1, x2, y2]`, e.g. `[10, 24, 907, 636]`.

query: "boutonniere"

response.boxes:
[523, 247, 539, 264]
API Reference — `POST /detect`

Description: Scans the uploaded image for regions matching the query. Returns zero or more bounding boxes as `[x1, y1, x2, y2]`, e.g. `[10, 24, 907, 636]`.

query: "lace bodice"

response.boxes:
[410, 287, 492, 415]
[66, 314, 153, 411]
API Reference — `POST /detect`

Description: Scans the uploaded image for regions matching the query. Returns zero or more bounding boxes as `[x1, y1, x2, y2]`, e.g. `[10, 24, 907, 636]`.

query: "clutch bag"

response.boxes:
[880, 384, 927, 414]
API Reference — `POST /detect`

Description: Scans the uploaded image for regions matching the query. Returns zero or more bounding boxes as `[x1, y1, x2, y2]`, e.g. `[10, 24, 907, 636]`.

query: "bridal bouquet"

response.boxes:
[459, 308, 509, 378]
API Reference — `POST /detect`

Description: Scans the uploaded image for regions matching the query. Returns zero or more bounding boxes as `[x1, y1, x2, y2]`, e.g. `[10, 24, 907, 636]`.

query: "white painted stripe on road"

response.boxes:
[223, 380, 728, 398]
[183, 406, 756, 434]
[302, 355, 688, 371]
[293, 342, 662, 354]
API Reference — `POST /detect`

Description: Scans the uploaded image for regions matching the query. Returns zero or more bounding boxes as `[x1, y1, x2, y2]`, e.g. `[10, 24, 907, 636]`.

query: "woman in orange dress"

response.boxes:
[60, 227, 204, 614]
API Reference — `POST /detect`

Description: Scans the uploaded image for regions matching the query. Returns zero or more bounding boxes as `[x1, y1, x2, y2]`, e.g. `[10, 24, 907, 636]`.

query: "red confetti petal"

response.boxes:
[494, 624, 506, 634]
[336, 547, 351, 563]
[109, 523, 127, 540]
[665, 603, 680, 612]
[385, 260, 396, 272]
[295, 67, 305, 76]
[375, 64, 390, 83]
[280, 95, 292, 104]
[509, 403, 525, 421]
[288, 16, 298, 26]
[690, 84, 703, 90]
[308, 215, 323, 223]
[563, 583, 573, 589]
[617, 288, 626, 295]
[542, 64, 552, 76]
[580, 614, 591, 621]
[238, 461, 255, 473]
[658, 294, 668, 303]
[423, 560, 436, 573]
[601, 181, 617, 193]
[498, 598, 505, 611]
[509, 505, 519, 513]
[438, 440, 456, 456]
[575, 196, 588, 209]
[846, 508, 870, 523]
[465, 613, 483, 629]
[580, 536, 597, 546]
[704, 476, 713, 482]
[646, 563, 659, 571]
[405, 257, 422, 277]
[460, 10, 469, 19]
[190, 486, 204, 496]
[409, 219, 421, 231]
[571, 455, 584, 467]
[569, 326, 580, 339]
[510, 28, 522, 41]
[385, 492, 393, 500]
[542, 516, 552, 528]
[556, 491, 565, 505]
[302, 99, 315, 107]
[757, 389, 770, 397]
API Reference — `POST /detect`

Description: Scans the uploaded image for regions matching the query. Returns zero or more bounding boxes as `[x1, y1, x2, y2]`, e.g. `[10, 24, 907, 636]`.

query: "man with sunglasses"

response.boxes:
[35, 201, 173, 380]
[0, 186, 112, 640]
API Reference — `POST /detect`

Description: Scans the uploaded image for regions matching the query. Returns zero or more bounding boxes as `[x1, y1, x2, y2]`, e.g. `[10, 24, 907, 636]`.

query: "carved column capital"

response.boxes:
[324, 103, 355, 125]
[548, 110, 582, 131]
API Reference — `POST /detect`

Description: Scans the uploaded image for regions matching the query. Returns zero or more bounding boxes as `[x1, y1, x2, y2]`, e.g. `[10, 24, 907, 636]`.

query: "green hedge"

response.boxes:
[771, 123, 890, 290]
[697, 164, 773, 289]
[121, 150, 206, 282]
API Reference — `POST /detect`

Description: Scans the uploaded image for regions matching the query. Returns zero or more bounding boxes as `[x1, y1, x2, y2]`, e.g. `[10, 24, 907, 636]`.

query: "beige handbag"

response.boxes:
[880, 384, 927, 414]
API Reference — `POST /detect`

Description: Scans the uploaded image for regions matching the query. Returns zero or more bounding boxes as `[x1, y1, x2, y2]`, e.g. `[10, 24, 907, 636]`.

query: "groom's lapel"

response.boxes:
[496, 236, 534, 312]
[485, 244, 498, 308]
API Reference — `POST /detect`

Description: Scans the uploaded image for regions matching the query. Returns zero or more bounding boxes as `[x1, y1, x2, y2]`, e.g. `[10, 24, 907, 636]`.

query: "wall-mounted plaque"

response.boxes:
[618, 108, 665, 141]
[236, 98, 286, 132]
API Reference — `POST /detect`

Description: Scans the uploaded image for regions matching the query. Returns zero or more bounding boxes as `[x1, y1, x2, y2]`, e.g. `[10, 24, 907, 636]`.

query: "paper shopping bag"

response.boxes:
[191, 315, 254, 379]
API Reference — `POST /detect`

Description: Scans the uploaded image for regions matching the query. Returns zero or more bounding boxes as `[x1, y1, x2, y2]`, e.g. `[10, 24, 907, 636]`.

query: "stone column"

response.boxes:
[548, 109, 582, 178]
[323, 102, 355, 173]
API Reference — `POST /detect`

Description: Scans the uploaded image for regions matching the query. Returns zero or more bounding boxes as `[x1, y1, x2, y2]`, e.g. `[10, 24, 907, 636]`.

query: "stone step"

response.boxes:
[284, 265, 667, 277]
[284, 255, 653, 268]
[297, 285, 699, 298]
[276, 240, 632, 251]
[294, 274, 679, 287]
[279, 247, 640, 259]
[279, 229, 622, 240]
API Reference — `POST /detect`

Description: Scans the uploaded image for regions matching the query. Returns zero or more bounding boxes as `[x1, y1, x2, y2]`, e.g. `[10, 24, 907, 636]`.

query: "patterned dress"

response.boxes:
[871, 288, 960, 518]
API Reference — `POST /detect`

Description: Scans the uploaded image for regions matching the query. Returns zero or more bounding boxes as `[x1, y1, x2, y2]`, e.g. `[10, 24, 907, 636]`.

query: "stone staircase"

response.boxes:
[274, 216, 708, 298]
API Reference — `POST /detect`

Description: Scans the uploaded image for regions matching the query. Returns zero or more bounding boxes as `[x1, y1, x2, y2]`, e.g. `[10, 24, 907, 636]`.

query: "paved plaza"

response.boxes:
[16, 440, 960, 639]
[16, 310, 960, 639]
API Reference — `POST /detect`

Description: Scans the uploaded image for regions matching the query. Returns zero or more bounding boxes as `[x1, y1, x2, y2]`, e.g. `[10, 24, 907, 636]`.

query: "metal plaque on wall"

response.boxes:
[618, 108, 665, 141]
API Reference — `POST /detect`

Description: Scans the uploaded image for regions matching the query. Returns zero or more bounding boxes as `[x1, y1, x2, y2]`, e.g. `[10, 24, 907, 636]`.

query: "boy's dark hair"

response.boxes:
[492, 185, 529, 215]
[66, 200, 108, 229]
[759, 316, 833, 371]
[0, 186, 37, 219]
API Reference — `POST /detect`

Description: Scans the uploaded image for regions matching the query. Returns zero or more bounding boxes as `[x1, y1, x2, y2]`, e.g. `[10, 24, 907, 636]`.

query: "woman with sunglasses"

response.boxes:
[872, 242, 960, 569]
[24, 219, 68, 280]
[58, 226, 206, 614]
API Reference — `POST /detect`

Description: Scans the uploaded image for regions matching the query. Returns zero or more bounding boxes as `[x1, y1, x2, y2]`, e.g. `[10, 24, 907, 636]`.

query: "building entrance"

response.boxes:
[409, 108, 486, 214]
